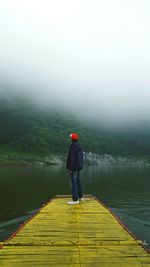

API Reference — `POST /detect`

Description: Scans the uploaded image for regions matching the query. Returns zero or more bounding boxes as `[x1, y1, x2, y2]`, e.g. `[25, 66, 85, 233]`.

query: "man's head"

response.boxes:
[70, 133, 78, 141]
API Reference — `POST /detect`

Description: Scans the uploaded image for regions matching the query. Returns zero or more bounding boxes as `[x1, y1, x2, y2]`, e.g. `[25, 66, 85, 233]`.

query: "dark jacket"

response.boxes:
[66, 141, 83, 171]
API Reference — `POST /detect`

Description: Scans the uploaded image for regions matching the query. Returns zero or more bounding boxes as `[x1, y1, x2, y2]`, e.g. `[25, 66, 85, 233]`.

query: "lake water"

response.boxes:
[0, 164, 150, 248]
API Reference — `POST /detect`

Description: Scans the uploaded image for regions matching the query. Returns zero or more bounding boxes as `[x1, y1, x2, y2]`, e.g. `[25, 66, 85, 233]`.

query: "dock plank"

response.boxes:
[0, 196, 150, 266]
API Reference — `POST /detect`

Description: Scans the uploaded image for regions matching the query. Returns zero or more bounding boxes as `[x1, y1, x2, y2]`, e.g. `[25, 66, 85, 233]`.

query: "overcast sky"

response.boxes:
[0, 0, 150, 124]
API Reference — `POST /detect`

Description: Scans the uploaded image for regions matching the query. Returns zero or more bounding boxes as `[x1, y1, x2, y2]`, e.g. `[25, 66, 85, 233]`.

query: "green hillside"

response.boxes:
[0, 95, 150, 158]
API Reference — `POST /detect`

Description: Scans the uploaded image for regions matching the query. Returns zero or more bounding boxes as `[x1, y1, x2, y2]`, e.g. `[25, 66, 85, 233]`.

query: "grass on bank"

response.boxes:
[0, 146, 65, 165]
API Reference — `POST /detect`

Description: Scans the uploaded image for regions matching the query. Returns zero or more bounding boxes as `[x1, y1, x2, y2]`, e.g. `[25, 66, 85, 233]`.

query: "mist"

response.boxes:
[0, 0, 150, 125]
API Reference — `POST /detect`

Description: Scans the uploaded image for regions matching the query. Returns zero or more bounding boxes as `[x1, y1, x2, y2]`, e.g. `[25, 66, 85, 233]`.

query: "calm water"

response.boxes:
[0, 164, 150, 248]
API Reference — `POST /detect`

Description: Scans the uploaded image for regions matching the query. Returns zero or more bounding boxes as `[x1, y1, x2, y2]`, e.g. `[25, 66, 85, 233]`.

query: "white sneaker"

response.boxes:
[67, 200, 79, 205]
[79, 197, 84, 201]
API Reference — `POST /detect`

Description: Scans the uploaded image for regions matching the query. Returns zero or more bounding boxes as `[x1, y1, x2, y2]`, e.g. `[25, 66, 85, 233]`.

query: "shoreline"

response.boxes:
[0, 152, 150, 167]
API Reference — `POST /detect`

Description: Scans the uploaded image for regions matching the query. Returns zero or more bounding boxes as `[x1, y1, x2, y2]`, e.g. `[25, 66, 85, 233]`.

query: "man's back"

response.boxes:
[66, 141, 83, 171]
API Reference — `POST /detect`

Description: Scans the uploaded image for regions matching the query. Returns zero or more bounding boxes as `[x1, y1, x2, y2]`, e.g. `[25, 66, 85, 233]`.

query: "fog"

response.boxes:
[0, 0, 150, 125]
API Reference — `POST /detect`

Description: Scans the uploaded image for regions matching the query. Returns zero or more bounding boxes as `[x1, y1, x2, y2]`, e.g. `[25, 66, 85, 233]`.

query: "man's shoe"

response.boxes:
[79, 197, 84, 201]
[67, 200, 79, 205]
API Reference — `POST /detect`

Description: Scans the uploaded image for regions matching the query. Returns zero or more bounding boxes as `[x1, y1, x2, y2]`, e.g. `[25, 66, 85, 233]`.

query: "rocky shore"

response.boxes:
[83, 152, 149, 167]
[0, 152, 149, 167]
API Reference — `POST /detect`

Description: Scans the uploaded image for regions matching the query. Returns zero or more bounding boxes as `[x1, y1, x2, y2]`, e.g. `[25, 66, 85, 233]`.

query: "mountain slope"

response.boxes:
[0, 96, 150, 156]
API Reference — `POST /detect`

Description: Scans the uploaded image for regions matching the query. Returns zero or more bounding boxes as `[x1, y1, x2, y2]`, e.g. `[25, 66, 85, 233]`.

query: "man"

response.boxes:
[66, 133, 84, 205]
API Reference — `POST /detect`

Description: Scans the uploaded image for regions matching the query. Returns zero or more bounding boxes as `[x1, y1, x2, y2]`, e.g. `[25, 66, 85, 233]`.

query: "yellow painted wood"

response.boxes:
[0, 195, 150, 266]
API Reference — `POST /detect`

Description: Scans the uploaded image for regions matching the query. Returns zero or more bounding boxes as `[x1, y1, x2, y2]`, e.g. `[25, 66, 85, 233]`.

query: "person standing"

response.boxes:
[66, 133, 84, 205]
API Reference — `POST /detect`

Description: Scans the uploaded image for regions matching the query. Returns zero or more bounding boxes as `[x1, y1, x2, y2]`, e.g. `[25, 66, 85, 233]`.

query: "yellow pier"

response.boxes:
[0, 195, 150, 266]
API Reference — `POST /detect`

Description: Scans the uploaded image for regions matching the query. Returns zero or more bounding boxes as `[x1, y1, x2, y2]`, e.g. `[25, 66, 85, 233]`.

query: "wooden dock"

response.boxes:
[0, 195, 150, 266]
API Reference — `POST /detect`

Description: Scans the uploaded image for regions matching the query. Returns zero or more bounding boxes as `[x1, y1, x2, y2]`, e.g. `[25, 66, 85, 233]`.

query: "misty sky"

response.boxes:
[0, 0, 150, 124]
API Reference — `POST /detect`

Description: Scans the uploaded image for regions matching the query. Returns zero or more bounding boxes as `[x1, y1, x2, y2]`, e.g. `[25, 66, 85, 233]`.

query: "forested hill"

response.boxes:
[0, 96, 150, 156]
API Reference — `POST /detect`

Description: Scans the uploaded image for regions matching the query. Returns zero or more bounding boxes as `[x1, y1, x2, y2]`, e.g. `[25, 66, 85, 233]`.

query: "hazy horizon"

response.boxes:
[0, 0, 150, 125]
